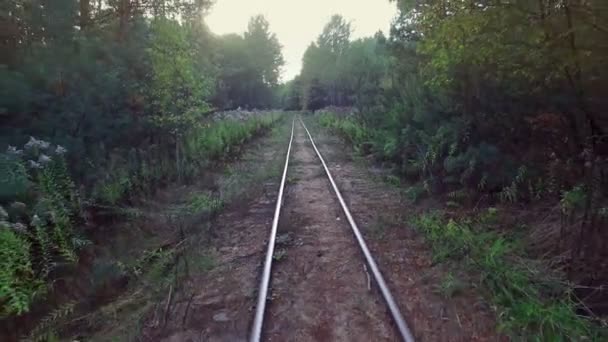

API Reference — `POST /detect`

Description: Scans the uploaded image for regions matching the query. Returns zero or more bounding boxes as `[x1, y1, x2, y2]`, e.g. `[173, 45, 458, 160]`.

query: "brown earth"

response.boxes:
[264, 122, 397, 341]
[137, 117, 501, 341]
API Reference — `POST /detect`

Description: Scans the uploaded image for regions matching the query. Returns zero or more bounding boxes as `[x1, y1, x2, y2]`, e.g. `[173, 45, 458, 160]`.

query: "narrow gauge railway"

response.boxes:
[250, 118, 415, 342]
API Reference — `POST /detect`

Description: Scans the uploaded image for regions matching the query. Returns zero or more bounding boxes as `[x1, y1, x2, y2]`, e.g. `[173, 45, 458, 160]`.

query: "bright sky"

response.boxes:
[206, 0, 398, 82]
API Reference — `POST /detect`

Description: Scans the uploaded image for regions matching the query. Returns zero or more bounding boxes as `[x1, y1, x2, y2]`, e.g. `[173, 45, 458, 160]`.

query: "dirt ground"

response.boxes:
[138, 117, 501, 341]
[264, 122, 397, 341]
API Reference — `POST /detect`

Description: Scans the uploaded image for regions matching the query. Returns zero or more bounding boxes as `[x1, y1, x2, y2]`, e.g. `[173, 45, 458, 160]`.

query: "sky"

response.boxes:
[206, 0, 398, 82]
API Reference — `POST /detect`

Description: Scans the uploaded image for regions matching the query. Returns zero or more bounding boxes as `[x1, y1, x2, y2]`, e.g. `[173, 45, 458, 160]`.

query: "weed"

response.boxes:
[445, 200, 460, 209]
[560, 185, 586, 216]
[384, 174, 401, 187]
[412, 212, 601, 340]
[317, 112, 369, 148]
[26, 301, 76, 342]
[403, 183, 427, 203]
[435, 273, 465, 299]
[287, 176, 300, 184]
[369, 215, 394, 240]
[273, 249, 287, 261]
[194, 252, 215, 273]
[187, 193, 223, 215]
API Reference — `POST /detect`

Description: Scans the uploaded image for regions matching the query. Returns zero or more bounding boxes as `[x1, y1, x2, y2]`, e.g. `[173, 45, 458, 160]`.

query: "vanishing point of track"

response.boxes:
[250, 117, 415, 342]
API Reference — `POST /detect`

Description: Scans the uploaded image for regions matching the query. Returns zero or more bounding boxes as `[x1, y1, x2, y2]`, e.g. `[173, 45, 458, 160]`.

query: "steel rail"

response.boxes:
[250, 119, 295, 342]
[299, 118, 416, 342]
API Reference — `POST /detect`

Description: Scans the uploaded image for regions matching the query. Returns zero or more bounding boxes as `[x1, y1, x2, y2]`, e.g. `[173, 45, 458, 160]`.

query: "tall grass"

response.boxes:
[317, 112, 369, 148]
[412, 211, 603, 340]
[93, 113, 281, 205]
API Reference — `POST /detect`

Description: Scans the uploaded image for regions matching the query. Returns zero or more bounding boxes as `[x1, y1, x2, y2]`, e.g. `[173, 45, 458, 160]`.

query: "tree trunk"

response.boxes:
[563, 0, 604, 145]
[79, 0, 90, 30]
[118, 0, 131, 41]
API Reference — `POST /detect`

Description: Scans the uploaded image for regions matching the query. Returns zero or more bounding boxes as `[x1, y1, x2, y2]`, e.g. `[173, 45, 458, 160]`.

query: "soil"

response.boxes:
[264, 122, 397, 341]
[139, 118, 502, 341]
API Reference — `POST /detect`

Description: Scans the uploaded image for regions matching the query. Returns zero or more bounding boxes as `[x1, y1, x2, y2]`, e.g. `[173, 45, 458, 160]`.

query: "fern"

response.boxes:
[31, 215, 53, 278]
[0, 153, 30, 201]
[26, 301, 76, 342]
[560, 185, 586, 215]
[0, 226, 44, 317]
[499, 183, 518, 203]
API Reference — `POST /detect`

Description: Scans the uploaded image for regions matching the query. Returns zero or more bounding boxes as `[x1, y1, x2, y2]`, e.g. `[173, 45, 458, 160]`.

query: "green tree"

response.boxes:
[213, 15, 284, 109]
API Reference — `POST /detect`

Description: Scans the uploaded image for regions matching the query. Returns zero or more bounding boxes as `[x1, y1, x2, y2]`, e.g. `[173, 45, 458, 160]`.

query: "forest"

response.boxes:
[281, 1, 607, 339]
[1, 0, 607, 340]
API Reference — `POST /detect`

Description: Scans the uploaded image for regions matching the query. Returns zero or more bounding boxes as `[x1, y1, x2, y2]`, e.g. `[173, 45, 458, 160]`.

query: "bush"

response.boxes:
[317, 112, 369, 148]
[0, 224, 44, 317]
[0, 138, 78, 316]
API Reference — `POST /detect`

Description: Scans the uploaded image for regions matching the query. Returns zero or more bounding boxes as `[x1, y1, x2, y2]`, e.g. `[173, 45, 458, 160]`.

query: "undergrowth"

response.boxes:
[1, 139, 79, 318]
[0, 113, 284, 332]
[23, 114, 292, 340]
[412, 210, 604, 340]
[317, 112, 369, 150]
[94, 113, 281, 206]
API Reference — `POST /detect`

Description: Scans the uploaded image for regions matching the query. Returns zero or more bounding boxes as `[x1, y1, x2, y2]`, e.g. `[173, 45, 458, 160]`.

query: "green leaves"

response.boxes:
[299, 15, 390, 111]
[412, 212, 599, 340]
[0, 222, 44, 317]
[213, 15, 284, 109]
[0, 153, 29, 201]
[147, 18, 213, 130]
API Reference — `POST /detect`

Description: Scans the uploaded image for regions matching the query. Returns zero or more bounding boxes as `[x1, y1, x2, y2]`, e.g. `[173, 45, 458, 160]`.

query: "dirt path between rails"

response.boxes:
[264, 122, 398, 341]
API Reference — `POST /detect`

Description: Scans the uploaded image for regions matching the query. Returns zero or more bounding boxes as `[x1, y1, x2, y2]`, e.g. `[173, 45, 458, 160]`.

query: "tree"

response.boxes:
[299, 15, 355, 109]
[245, 15, 284, 87]
[306, 78, 327, 112]
[212, 15, 284, 109]
[280, 76, 302, 110]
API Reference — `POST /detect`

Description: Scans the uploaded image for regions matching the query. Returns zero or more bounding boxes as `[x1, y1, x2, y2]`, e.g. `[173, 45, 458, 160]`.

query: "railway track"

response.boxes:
[250, 117, 415, 342]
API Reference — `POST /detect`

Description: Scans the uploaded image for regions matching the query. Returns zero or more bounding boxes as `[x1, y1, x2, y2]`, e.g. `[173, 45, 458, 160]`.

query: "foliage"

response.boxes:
[0, 225, 42, 317]
[317, 112, 369, 147]
[298, 16, 390, 111]
[412, 211, 602, 340]
[0, 138, 77, 316]
[213, 16, 285, 109]
[0, 153, 29, 201]
[25, 301, 76, 342]
[307, 3, 607, 297]
[0, 0, 286, 324]
[187, 193, 223, 215]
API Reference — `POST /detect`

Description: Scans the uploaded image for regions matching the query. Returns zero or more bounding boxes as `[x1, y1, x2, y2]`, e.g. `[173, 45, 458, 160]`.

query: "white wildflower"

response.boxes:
[39, 140, 50, 149]
[24, 136, 50, 149]
[28, 160, 42, 169]
[55, 145, 67, 154]
[12, 222, 27, 234]
[38, 154, 52, 165]
[24, 136, 39, 149]
[7, 145, 23, 155]
[31, 214, 42, 226]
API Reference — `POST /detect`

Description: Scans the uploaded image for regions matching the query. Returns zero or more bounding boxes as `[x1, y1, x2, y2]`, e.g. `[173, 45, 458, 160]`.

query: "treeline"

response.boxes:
[1, 0, 285, 199]
[280, 15, 389, 112]
[288, 0, 608, 320]
[0, 0, 284, 319]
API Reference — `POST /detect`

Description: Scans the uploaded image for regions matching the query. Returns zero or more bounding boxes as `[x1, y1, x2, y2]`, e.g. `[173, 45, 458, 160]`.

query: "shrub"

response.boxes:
[0, 138, 78, 315]
[0, 224, 44, 317]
